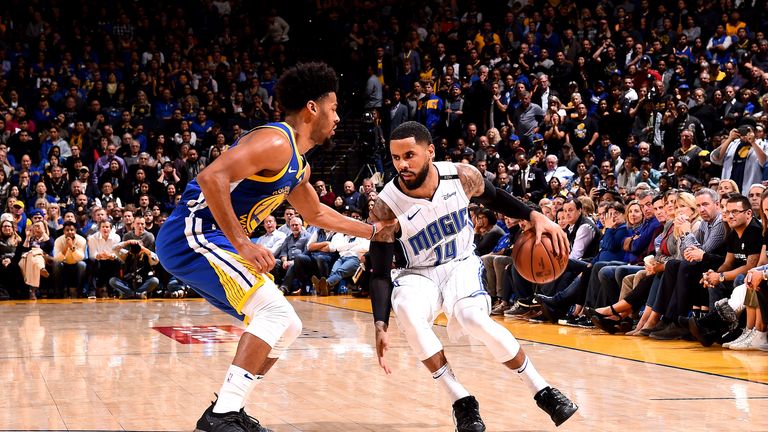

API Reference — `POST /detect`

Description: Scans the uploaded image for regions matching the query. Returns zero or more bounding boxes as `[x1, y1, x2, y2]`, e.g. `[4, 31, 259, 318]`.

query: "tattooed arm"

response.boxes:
[455, 163, 570, 257]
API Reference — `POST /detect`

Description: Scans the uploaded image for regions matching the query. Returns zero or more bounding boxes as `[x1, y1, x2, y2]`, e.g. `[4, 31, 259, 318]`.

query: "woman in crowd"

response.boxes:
[718, 178, 740, 197]
[18, 220, 53, 300]
[0, 219, 23, 299]
[618, 156, 639, 189]
[160, 183, 178, 214]
[474, 207, 505, 256]
[46, 203, 62, 234]
[98, 160, 125, 199]
[0, 170, 11, 204]
[545, 177, 567, 200]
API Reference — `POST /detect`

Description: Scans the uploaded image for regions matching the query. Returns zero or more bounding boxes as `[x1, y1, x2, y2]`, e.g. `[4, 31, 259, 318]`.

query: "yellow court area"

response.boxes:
[307, 295, 768, 385]
[1, 296, 767, 431]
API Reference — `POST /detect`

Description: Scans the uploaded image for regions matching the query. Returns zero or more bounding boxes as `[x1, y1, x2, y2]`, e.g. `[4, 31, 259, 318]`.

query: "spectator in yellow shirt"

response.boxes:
[53, 221, 87, 298]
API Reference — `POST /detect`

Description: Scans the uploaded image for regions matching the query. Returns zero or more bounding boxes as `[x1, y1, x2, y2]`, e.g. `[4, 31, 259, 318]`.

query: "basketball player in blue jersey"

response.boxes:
[156, 62, 389, 432]
[367, 122, 578, 431]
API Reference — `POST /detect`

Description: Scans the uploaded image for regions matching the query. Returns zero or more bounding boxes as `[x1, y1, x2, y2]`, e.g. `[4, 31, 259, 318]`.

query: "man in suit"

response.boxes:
[511, 151, 547, 202]
[531, 73, 558, 114]
[388, 89, 409, 137]
[721, 85, 744, 119]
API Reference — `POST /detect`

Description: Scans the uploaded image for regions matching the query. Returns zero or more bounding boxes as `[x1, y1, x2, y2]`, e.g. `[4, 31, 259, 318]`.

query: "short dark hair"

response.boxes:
[726, 194, 751, 211]
[62, 220, 78, 229]
[564, 198, 582, 211]
[477, 207, 497, 225]
[390, 121, 432, 145]
[276, 62, 339, 113]
[610, 201, 626, 213]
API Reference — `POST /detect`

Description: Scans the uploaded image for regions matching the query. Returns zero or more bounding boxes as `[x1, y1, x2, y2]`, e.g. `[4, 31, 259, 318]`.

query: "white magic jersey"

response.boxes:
[378, 162, 475, 269]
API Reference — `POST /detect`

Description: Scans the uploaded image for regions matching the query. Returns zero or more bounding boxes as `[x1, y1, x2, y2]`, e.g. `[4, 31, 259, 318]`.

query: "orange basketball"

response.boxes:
[511, 229, 568, 284]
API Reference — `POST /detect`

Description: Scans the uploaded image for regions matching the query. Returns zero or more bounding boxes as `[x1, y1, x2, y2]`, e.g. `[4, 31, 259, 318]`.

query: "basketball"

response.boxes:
[512, 229, 568, 284]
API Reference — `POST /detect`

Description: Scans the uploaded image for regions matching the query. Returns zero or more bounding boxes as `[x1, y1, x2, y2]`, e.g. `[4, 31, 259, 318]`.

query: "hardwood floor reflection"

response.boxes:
[0, 297, 766, 431]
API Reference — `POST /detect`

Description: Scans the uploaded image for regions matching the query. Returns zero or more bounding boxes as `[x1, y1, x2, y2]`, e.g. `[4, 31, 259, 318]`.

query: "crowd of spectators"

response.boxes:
[0, 0, 310, 299]
[304, 0, 768, 352]
[0, 0, 386, 300]
[1, 0, 768, 350]
[334, 0, 768, 352]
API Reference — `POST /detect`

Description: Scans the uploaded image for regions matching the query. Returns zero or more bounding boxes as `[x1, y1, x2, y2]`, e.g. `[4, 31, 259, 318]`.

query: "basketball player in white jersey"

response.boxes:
[368, 122, 578, 431]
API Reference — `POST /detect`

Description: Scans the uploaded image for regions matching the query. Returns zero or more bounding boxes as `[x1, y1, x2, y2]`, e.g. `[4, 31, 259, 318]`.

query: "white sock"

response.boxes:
[515, 356, 549, 395]
[213, 365, 263, 413]
[432, 363, 470, 403]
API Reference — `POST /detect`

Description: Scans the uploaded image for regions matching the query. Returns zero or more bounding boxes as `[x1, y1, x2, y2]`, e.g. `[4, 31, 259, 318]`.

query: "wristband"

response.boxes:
[369, 223, 378, 240]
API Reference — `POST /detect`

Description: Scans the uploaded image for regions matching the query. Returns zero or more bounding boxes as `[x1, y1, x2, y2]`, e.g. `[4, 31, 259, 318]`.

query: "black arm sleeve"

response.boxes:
[369, 240, 395, 325]
[473, 179, 533, 221]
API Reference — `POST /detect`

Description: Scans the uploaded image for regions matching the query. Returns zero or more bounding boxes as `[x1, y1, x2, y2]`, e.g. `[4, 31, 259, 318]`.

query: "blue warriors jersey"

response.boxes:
[157, 122, 307, 320]
[180, 122, 308, 234]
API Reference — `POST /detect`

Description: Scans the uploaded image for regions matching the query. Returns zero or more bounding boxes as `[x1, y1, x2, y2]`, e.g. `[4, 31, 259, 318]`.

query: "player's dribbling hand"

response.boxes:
[530, 211, 569, 258]
[236, 242, 275, 273]
[374, 321, 392, 375]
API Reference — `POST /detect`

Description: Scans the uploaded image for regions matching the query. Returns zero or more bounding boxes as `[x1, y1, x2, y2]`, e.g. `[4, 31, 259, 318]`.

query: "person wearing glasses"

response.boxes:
[313, 180, 336, 207]
[700, 194, 762, 310]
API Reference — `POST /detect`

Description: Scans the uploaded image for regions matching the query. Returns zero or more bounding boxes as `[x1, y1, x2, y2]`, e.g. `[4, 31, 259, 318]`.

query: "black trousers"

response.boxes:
[654, 259, 708, 320]
[625, 274, 654, 312]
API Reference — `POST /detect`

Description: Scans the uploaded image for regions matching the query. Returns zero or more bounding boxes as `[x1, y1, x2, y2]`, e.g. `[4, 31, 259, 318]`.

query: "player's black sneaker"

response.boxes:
[452, 395, 486, 432]
[534, 386, 578, 427]
[195, 399, 273, 432]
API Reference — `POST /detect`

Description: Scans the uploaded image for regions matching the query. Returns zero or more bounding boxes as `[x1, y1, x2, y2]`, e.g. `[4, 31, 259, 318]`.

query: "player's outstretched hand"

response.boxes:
[375, 321, 392, 375]
[236, 242, 276, 273]
[530, 211, 570, 258]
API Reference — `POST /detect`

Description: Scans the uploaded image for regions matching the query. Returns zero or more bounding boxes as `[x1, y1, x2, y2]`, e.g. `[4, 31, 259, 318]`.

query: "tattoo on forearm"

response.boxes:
[371, 199, 398, 242]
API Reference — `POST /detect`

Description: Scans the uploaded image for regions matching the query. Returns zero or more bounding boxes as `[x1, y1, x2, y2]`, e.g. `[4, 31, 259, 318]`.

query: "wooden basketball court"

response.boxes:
[1, 296, 767, 431]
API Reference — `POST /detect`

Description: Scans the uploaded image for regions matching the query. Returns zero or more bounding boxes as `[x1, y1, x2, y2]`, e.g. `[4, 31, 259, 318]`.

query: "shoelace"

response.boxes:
[455, 404, 482, 426]
[239, 410, 267, 432]
[545, 390, 572, 411]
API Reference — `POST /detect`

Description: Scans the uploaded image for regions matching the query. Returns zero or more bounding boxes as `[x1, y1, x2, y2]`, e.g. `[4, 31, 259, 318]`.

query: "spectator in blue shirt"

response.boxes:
[190, 110, 214, 139]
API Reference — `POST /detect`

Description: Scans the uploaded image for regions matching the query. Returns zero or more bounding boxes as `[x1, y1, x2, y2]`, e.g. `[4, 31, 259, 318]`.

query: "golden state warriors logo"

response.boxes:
[240, 193, 286, 234]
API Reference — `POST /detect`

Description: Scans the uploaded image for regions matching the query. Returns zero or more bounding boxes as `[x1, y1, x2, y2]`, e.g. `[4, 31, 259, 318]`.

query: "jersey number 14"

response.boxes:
[434, 239, 457, 266]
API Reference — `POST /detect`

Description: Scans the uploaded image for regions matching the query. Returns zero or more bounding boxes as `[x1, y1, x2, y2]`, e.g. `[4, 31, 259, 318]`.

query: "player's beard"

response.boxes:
[399, 162, 430, 190]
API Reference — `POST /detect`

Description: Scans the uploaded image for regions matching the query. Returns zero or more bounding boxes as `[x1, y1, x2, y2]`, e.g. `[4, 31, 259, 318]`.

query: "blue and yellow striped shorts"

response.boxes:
[157, 208, 272, 321]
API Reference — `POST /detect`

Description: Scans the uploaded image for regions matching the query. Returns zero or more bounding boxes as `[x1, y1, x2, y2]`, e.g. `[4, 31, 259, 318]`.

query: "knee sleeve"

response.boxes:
[392, 289, 443, 360]
[453, 297, 520, 363]
[267, 309, 302, 359]
[243, 286, 302, 349]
